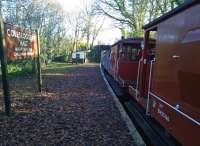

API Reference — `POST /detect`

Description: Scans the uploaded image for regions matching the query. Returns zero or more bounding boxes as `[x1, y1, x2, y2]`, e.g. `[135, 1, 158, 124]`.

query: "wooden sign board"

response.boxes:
[4, 23, 38, 60]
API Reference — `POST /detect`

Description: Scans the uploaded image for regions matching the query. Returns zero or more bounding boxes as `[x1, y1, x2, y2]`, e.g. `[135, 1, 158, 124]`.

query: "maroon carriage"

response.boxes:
[131, 1, 200, 146]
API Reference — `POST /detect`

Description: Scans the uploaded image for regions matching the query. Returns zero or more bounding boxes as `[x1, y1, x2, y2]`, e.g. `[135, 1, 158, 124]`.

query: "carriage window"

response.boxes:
[126, 46, 140, 61]
[148, 30, 157, 61]
[182, 29, 200, 43]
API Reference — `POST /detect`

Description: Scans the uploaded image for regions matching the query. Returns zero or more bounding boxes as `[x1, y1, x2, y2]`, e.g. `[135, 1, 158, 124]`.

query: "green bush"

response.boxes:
[53, 55, 67, 62]
[0, 59, 35, 79]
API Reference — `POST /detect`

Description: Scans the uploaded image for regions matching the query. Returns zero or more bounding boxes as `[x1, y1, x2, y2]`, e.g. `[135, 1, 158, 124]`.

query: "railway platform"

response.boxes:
[0, 63, 144, 146]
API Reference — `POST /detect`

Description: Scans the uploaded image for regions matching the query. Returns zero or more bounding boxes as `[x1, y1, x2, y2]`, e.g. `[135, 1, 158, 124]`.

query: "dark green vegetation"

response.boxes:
[0, 60, 34, 78]
[43, 62, 76, 74]
[0, 61, 77, 80]
[0, 62, 76, 81]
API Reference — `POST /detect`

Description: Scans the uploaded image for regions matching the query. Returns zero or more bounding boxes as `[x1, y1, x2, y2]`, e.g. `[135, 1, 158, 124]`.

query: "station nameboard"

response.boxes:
[4, 23, 38, 60]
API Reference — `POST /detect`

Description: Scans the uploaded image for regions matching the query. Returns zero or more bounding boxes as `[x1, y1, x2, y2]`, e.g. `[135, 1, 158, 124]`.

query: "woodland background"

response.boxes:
[0, 0, 184, 73]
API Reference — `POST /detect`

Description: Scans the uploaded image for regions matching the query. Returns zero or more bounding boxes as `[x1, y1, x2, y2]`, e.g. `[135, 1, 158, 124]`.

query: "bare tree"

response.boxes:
[82, 4, 105, 50]
[66, 2, 105, 52]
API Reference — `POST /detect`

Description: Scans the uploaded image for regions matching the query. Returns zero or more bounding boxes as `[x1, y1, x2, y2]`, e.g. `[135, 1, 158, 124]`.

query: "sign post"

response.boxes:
[0, 17, 11, 116]
[36, 30, 42, 92]
[0, 19, 42, 115]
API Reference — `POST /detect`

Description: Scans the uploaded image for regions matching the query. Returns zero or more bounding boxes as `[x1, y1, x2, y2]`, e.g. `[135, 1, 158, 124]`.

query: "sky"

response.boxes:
[57, 0, 86, 13]
[56, 0, 121, 45]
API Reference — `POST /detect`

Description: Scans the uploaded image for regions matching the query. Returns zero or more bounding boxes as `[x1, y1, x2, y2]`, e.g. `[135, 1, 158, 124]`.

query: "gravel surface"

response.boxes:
[0, 63, 136, 146]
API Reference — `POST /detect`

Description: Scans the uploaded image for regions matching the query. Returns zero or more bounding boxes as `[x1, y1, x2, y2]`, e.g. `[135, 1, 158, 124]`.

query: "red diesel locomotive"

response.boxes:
[101, 1, 200, 146]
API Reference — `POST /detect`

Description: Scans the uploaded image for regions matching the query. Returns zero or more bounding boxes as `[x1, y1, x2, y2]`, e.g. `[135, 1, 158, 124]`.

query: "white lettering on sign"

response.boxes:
[157, 108, 170, 122]
[6, 29, 32, 40]
[14, 47, 32, 52]
[13, 52, 33, 57]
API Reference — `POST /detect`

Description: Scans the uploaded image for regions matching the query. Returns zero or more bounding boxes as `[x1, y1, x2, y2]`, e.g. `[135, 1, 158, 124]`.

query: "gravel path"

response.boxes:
[0, 63, 136, 146]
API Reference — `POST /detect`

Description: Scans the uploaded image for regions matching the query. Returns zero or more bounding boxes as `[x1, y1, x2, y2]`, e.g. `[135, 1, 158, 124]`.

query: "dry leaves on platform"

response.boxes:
[0, 64, 135, 146]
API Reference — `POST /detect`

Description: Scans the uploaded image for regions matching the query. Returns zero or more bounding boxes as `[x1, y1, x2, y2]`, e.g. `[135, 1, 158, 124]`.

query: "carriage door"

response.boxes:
[177, 28, 200, 117]
[138, 29, 156, 104]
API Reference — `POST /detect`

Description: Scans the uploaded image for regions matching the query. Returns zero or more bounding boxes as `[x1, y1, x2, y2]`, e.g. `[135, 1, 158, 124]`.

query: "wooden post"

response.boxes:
[0, 17, 11, 116]
[32, 57, 36, 74]
[36, 30, 42, 92]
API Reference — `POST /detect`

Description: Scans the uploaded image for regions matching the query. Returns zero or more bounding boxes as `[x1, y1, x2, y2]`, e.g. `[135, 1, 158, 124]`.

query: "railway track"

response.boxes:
[101, 66, 180, 146]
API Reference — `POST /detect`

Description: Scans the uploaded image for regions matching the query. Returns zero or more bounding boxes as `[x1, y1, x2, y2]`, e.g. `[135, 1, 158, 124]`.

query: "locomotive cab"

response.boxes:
[112, 38, 144, 88]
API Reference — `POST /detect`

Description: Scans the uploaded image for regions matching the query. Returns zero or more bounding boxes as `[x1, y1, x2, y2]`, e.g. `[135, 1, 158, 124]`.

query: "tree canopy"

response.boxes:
[95, 0, 184, 36]
[0, 0, 185, 63]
